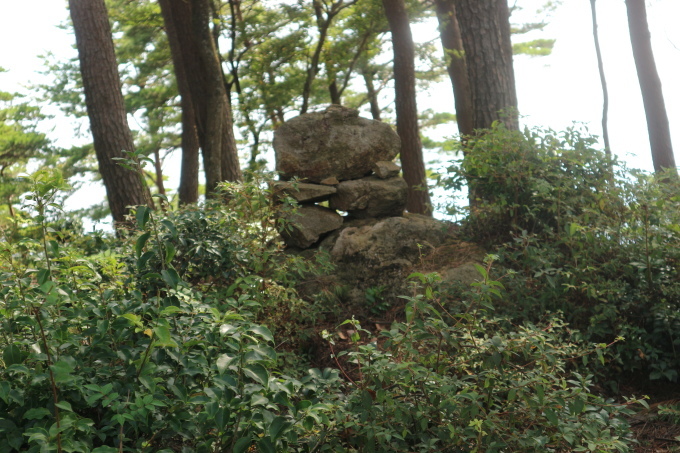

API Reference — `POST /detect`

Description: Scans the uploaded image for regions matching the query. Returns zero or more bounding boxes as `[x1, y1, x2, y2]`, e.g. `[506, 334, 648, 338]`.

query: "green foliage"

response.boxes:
[0, 169, 652, 451]
[0, 175, 336, 452]
[0, 84, 54, 221]
[440, 124, 680, 383]
[321, 272, 640, 452]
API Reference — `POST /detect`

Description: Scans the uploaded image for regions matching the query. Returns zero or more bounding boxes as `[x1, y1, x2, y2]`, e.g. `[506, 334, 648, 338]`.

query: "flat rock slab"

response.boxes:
[373, 161, 401, 179]
[271, 181, 337, 204]
[273, 105, 400, 183]
[280, 205, 343, 249]
[329, 176, 407, 219]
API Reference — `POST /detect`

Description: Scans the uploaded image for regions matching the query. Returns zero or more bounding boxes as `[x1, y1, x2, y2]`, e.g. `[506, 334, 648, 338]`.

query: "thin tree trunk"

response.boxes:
[590, 0, 611, 155]
[455, 0, 518, 131]
[69, 0, 152, 227]
[435, 0, 473, 137]
[153, 148, 166, 196]
[301, 0, 331, 114]
[624, 0, 676, 174]
[382, 0, 432, 216]
[329, 79, 341, 105]
[362, 69, 382, 121]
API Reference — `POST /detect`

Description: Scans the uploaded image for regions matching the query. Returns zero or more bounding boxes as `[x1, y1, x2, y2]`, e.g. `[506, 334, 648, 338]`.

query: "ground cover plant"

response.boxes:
[0, 152, 664, 451]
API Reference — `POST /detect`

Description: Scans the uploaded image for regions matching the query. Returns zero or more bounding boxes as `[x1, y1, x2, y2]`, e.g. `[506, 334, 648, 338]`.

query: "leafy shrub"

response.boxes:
[0, 171, 336, 452]
[440, 124, 680, 382]
[321, 271, 641, 452]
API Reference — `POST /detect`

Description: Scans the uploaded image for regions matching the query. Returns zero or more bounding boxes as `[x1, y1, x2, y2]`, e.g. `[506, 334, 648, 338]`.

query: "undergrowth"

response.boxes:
[0, 151, 654, 452]
[440, 123, 680, 387]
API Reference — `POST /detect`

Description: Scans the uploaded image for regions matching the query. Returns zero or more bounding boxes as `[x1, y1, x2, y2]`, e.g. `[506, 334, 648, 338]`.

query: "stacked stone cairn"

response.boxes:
[272, 105, 408, 249]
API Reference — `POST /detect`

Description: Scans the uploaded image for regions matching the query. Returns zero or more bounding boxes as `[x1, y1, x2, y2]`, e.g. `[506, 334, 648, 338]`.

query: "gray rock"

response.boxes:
[330, 214, 451, 265]
[329, 176, 407, 218]
[441, 263, 484, 286]
[273, 105, 400, 183]
[271, 181, 337, 204]
[373, 161, 401, 179]
[280, 205, 343, 249]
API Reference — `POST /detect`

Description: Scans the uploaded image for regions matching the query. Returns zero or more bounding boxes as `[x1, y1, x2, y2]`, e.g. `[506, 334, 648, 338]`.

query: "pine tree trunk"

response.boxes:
[435, 0, 473, 137]
[625, 0, 676, 174]
[382, 0, 432, 216]
[159, 0, 242, 199]
[159, 0, 199, 204]
[455, 0, 518, 131]
[69, 0, 152, 227]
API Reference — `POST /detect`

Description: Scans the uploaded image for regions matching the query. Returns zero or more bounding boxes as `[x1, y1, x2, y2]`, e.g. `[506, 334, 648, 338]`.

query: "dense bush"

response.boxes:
[0, 168, 646, 452]
[440, 124, 680, 383]
[319, 271, 639, 452]
[0, 172, 334, 451]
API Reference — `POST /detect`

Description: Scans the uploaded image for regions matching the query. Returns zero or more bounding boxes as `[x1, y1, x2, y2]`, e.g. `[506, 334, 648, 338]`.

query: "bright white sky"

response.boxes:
[0, 0, 678, 225]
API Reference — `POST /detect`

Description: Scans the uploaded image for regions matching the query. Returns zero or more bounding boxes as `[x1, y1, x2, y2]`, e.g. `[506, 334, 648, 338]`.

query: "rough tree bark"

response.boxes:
[434, 0, 473, 137]
[590, 0, 611, 155]
[159, 0, 242, 198]
[69, 0, 152, 227]
[454, 0, 518, 131]
[159, 0, 199, 204]
[382, 0, 432, 216]
[625, 0, 676, 174]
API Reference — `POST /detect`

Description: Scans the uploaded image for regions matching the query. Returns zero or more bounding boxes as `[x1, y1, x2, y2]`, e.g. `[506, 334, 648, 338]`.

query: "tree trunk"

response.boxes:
[590, 0, 611, 155]
[301, 0, 331, 114]
[69, 0, 152, 227]
[382, 0, 432, 216]
[455, 0, 518, 131]
[625, 0, 676, 174]
[362, 69, 382, 121]
[434, 0, 473, 137]
[159, 0, 199, 204]
[159, 0, 242, 199]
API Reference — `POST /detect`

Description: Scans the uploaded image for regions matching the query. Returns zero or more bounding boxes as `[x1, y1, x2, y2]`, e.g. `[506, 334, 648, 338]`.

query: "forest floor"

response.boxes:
[620, 379, 680, 452]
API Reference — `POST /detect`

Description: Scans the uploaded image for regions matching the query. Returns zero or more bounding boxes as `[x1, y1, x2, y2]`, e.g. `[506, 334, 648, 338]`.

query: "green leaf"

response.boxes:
[569, 397, 585, 415]
[51, 360, 75, 384]
[249, 325, 274, 343]
[135, 232, 151, 258]
[544, 408, 558, 425]
[0, 381, 11, 404]
[3, 344, 25, 366]
[161, 268, 180, 290]
[164, 242, 176, 265]
[120, 313, 143, 328]
[233, 437, 252, 453]
[216, 353, 236, 374]
[55, 401, 73, 412]
[153, 324, 179, 348]
[160, 219, 177, 237]
[23, 407, 51, 420]
[136, 206, 150, 229]
[244, 363, 269, 386]
[269, 416, 291, 441]
[258, 437, 276, 453]
[473, 263, 487, 280]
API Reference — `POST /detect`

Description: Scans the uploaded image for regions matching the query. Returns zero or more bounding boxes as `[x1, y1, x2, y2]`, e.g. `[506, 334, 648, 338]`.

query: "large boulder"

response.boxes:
[329, 176, 407, 219]
[280, 205, 343, 249]
[329, 215, 451, 266]
[273, 105, 400, 183]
